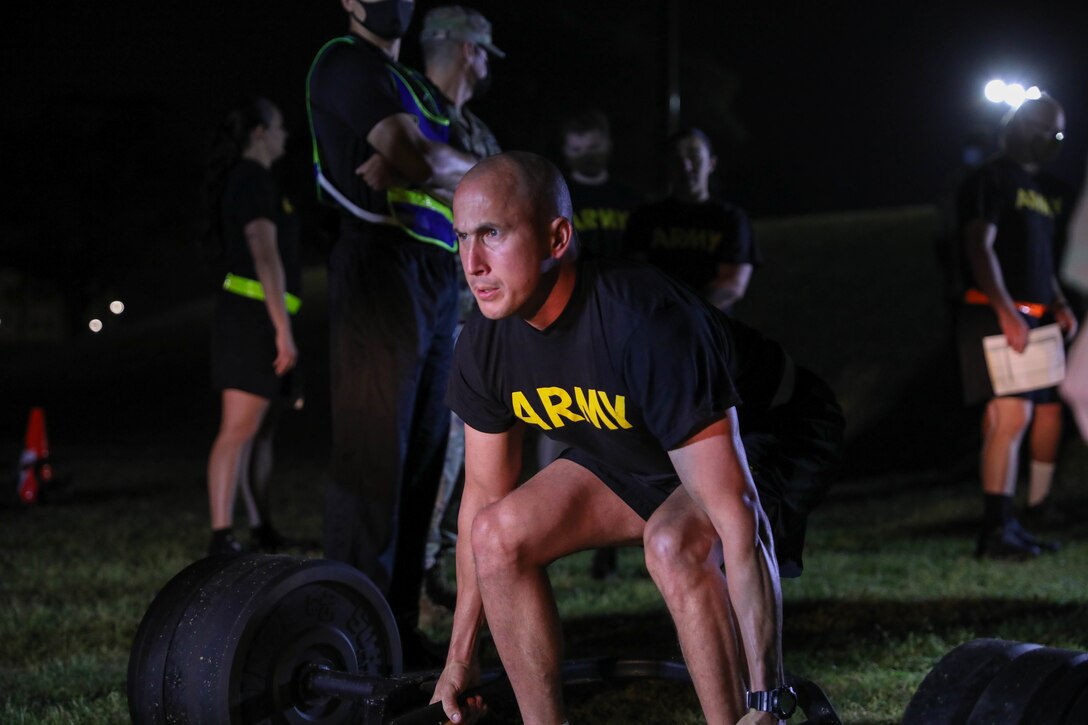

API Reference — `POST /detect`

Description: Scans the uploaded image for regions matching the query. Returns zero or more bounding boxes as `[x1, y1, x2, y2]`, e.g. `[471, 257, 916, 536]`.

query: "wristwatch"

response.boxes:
[746, 685, 798, 719]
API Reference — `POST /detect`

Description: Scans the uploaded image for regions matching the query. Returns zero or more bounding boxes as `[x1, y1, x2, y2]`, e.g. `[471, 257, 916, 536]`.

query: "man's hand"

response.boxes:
[737, 710, 782, 725]
[997, 306, 1031, 352]
[1054, 302, 1080, 340]
[430, 659, 485, 724]
[355, 153, 406, 191]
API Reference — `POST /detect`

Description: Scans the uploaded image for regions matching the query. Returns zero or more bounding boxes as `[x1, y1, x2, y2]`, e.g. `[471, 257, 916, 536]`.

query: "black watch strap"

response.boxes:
[746, 685, 798, 719]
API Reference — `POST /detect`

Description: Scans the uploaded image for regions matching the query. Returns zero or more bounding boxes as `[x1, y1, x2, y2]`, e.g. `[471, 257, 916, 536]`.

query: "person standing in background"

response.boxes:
[560, 109, 642, 260]
[625, 127, 760, 316]
[955, 94, 1078, 558]
[306, 0, 479, 667]
[416, 3, 505, 610]
[202, 97, 301, 557]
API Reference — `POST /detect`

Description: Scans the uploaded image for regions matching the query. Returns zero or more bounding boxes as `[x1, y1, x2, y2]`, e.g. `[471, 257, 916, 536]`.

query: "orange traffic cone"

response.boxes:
[17, 406, 52, 505]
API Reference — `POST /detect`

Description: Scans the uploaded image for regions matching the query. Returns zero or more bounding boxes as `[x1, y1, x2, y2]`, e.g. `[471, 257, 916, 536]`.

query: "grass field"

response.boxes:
[2, 205, 1087, 723]
[1, 440, 1086, 724]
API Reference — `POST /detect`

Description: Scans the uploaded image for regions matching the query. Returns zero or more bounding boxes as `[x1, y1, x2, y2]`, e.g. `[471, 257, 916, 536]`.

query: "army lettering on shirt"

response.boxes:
[956, 156, 1062, 303]
[567, 177, 642, 259]
[511, 386, 633, 431]
[624, 196, 759, 294]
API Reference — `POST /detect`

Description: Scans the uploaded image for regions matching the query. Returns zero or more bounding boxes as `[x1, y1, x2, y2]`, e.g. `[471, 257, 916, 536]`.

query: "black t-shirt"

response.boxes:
[446, 259, 787, 483]
[307, 34, 408, 225]
[567, 177, 643, 260]
[221, 159, 301, 295]
[623, 197, 759, 295]
[956, 156, 1060, 303]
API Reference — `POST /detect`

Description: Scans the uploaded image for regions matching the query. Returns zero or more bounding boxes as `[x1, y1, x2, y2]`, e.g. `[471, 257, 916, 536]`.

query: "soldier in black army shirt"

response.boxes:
[429, 151, 842, 725]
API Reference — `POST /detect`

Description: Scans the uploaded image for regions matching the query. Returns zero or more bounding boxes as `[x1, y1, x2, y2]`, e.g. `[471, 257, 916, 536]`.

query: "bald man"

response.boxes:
[433, 151, 843, 724]
[955, 93, 1078, 558]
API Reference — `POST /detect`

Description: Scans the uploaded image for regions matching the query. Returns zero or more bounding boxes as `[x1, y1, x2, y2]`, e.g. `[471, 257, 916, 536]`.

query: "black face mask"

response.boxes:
[353, 0, 413, 40]
[567, 152, 609, 178]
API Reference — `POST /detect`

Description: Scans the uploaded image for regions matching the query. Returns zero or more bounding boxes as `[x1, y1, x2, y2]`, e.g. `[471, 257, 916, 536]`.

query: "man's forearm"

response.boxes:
[423, 141, 478, 195]
[964, 223, 1016, 311]
[444, 485, 489, 666]
[721, 506, 783, 692]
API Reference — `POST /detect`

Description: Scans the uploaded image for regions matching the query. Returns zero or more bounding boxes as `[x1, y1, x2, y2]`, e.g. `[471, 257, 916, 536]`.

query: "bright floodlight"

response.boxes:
[1004, 83, 1027, 108]
[89, 319, 103, 333]
[984, 79, 1006, 103]
[1026, 86, 1042, 100]
[110, 300, 125, 315]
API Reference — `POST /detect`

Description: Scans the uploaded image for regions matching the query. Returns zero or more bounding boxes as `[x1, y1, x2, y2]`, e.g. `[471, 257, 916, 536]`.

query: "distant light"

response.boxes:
[89, 319, 103, 333]
[110, 300, 125, 315]
[984, 79, 1006, 103]
[1057, 132, 1065, 142]
[1004, 83, 1027, 108]
[984, 79, 1042, 109]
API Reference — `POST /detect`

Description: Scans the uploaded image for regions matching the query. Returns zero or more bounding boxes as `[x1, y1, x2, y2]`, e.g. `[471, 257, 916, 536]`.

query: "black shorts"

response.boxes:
[210, 292, 302, 403]
[561, 366, 844, 578]
[955, 304, 1059, 406]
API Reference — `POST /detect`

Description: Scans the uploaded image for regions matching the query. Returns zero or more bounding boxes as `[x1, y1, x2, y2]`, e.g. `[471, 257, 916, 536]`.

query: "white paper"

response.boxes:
[983, 323, 1066, 396]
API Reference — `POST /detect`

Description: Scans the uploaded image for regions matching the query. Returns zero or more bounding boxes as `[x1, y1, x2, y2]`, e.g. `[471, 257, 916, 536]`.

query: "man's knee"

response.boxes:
[986, 398, 1032, 436]
[643, 518, 717, 590]
[470, 502, 535, 578]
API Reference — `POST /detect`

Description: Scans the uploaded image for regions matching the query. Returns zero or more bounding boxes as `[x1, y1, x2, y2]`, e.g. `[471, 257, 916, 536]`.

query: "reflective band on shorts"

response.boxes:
[964, 288, 1047, 319]
[222, 274, 301, 314]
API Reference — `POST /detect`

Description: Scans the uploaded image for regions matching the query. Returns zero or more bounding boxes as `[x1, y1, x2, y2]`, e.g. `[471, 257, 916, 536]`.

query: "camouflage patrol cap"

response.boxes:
[419, 5, 506, 58]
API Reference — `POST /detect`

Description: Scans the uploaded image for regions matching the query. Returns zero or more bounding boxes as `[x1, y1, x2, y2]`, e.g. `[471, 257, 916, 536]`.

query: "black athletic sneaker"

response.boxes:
[1006, 518, 1061, 553]
[208, 531, 244, 557]
[975, 525, 1041, 560]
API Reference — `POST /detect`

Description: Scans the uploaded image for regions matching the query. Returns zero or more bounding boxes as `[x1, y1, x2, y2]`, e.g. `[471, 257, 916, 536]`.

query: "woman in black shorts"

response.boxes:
[202, 97, 301, 556]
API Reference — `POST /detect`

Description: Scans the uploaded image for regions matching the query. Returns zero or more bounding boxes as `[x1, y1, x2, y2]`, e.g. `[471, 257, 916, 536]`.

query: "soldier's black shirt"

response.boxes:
[446, 258, 787, 485]
[624, 197, 759, 294]
[307, 34, 408, 227]
[567, 177, 643, 260]
[956, 155, 1061, 303]
[221, 159, 300, 294]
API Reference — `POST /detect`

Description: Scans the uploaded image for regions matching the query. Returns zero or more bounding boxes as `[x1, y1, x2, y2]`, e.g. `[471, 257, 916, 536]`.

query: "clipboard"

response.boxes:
[982, 323, 1066, 396]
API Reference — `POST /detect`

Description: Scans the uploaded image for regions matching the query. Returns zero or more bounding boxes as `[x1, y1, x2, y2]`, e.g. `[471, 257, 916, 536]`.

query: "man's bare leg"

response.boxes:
[644, 485, 747, 724]
[981, 397, 1032, 496]
[470, 459, 645, 724]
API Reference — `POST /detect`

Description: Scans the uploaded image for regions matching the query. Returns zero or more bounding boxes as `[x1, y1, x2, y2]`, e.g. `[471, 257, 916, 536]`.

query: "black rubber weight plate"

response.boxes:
[967, 646, 1088, 724]
[128, 555, 245, 725]
[902, 638, 1040, 724]
[159, 554, 401, 724]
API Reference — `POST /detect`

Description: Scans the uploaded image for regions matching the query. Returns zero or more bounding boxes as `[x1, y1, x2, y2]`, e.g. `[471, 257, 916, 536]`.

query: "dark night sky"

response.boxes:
[4, 1, 1088, 308]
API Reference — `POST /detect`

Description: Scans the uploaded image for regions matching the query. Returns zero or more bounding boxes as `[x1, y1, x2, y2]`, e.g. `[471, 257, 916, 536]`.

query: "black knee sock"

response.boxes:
[983, 493, 1013, 530]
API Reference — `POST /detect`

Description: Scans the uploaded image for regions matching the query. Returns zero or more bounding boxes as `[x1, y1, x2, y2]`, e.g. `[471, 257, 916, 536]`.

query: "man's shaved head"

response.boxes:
[453, 151, 579, 328]
[1002, 93, 1065, 168]
[459, 151, 574, 230]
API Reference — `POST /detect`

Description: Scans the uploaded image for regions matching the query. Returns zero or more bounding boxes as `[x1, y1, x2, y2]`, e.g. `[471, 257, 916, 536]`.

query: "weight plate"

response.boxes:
[902, 638, 1039, 724]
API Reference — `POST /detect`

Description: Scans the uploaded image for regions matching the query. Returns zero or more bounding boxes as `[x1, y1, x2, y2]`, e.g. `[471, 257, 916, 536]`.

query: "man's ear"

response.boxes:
[708, 154, 719, 175]
[549, 216, 575, 259]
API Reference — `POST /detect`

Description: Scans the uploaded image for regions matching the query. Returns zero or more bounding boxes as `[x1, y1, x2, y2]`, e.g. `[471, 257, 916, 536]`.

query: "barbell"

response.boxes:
[127, 553, 844, 724]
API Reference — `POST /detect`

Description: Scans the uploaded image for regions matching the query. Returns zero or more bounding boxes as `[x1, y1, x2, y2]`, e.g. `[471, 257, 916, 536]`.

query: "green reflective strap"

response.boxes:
[387, 188, 454, 223]
[222, 274, 301, 314]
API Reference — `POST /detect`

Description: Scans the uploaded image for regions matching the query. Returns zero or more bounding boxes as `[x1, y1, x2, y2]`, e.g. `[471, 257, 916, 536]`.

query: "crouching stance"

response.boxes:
[432, 152, 843, 724]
